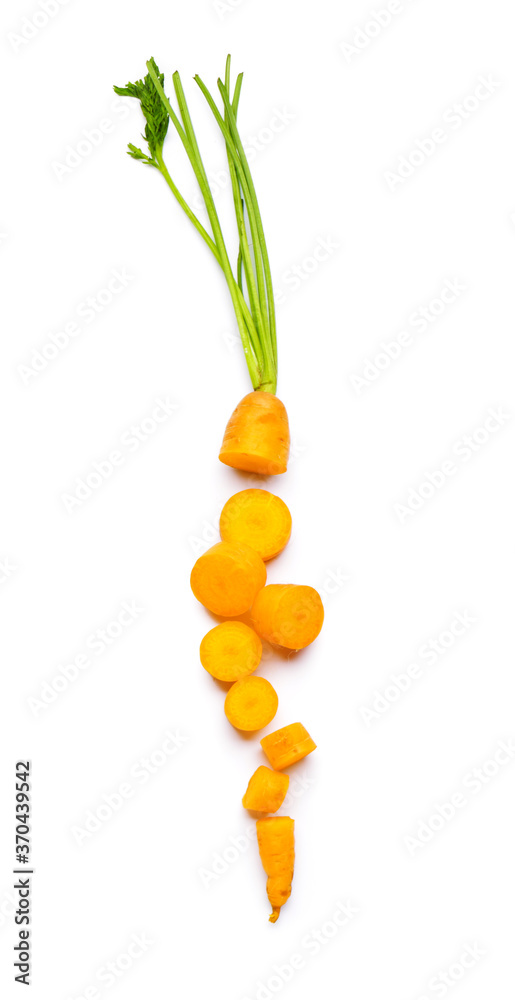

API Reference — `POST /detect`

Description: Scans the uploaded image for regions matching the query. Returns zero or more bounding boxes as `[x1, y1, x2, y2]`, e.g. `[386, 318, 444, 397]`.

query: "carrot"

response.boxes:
[242, 765, 289, 813]
[190, 541, 266, 616]
[116, 56, 321, 924]
[260, 723, 317, 770]
[224, 676, 278, 731]
[256, 816, 295, 922]
[251, 584, 324, 649]
[200, 621, 262, 682]
[220, 488, 292, 561]
[219, 393, 290, 476]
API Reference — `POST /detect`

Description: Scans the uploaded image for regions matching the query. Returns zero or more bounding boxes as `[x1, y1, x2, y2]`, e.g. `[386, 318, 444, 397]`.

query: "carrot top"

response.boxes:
[114, 56, 278, 394]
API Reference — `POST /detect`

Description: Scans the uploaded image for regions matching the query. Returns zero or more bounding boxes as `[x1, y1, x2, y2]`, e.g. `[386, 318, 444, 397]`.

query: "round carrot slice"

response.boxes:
[220, 489, 292, 561]
[200, 621, 262, 682]
[190, 541, 266, 617]
[224, 676, 278, 731]
[251, 584, 324, 649]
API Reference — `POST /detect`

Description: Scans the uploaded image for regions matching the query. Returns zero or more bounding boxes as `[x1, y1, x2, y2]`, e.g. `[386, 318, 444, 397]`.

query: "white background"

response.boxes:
[1, 0, 514, 997]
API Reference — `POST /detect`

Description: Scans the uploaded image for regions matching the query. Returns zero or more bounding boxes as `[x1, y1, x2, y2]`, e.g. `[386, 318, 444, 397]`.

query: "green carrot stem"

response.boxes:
[147, 60, 266, 387]
[155, 149, 263, 373]
[154, 150, 218, 257]
[115, 57, 278, 394]
[222, 62, 271, 382]
[194, 73, 276, 389]
[217, 80, 278, 372]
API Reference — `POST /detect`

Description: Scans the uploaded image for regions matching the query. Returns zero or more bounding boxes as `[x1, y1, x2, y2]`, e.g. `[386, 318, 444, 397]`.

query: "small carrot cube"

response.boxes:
[220, 489, 292, 562]
[242, 765, 289, 813]
[224, 676, 278, 731]
[260, 722, 316, 770]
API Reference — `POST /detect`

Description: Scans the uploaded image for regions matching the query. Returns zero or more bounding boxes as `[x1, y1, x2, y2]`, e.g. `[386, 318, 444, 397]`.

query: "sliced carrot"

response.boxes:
[191, 541, 266, 617]
[242, 765, 289, 813]
[220, 489, 292, 562]
[260, 722, 316, 770]
[224, 676, 278, 731]
[200, 621, 262, 682]
[219, 392, 290, 475]
[251, 584, 324, 649]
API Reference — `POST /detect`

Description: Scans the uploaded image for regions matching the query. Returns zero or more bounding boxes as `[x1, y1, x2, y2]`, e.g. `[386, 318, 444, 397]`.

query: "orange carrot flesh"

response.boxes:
[242, 765, 289, 813]
[251, 584, 324, 649]
[256, 816, 295, 922]
[190, 541, 266, 617]
[260, 723, 317, 770]
[200, 621, 262, 682]
[220, 489, 292, 561]
[219, 392, 290, 475]
[224, 676, 278, 731]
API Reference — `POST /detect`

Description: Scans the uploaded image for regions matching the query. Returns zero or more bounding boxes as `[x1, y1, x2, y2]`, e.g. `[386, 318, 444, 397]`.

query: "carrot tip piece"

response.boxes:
[269, 907, 280, 923]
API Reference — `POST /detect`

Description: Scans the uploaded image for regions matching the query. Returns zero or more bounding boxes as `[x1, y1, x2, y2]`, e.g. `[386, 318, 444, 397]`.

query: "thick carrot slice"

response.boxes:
[224, 676, 278, 731]
[191, 541, 266, 616]
[200, 621, 262, 682]
[242, 765, 289, 813]
[220, 489, 292, 562]
[251, 584, 324, 649]
[260, 723, 316, 770]
[219, 392, 290, 475]
[257, 816, 295, 922]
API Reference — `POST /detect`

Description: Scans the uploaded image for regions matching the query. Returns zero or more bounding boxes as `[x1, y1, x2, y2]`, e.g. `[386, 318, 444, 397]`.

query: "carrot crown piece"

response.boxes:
[114, 55, 278, 395]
